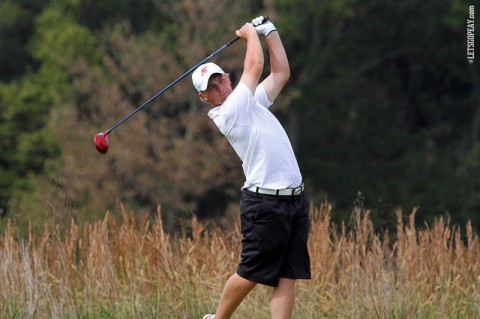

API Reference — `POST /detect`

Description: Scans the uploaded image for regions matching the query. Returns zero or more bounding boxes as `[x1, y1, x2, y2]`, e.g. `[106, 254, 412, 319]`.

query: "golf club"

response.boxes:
[94, 15, 270, 154]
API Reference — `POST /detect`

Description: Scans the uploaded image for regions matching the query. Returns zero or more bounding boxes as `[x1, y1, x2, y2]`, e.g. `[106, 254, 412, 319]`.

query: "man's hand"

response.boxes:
[235, 23, 258, 41]
[252, 16, 277, 37]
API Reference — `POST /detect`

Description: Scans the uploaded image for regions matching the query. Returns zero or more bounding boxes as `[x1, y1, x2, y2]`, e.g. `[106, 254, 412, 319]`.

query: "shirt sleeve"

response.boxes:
[254, 83, 273, 109]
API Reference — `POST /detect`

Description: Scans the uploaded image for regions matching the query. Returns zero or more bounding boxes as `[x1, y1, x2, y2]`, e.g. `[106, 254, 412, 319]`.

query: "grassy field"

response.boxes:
[0, 204, 479, 318]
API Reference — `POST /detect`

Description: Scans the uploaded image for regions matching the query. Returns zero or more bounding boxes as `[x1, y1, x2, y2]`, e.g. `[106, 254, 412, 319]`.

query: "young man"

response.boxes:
[192, 17, 311, 319]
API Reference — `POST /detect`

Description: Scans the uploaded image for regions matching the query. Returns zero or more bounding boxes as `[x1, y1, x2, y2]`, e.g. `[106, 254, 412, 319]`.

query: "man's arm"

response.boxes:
[252, 18, 290, 102]
[262, 31, 290, 102]
[236, 23, 264, 94]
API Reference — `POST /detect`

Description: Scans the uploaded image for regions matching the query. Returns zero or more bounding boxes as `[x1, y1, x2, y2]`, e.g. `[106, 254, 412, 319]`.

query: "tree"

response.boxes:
[0, 0, 49, 81]
[6, 0, 259, 233]
[276, 0, 479, 229]
[2, 0, 479, 235]
[1, 0, 99, 231]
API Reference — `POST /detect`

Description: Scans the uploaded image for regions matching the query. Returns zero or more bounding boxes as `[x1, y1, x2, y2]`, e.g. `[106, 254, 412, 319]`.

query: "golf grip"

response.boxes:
[104, 16, 270, 135]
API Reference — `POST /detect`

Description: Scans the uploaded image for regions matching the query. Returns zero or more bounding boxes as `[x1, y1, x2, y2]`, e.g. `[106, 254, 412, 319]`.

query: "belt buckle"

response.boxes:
[295, 183, 304, 195]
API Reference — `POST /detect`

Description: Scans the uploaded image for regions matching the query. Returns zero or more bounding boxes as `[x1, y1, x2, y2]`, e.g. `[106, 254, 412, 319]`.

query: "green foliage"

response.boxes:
[1, 0, 479, 234]
[0, 0, 99, 221]
[75, 0, 159, 32]
[0, 0, 49, 81]
[28, 0, 100, 97]
[0, 75, 59, 216]
[276, 0, 479, 229]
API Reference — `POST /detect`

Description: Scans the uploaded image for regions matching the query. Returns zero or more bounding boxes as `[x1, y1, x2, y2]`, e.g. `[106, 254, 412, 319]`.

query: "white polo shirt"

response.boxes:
[208, 82, 302, 190]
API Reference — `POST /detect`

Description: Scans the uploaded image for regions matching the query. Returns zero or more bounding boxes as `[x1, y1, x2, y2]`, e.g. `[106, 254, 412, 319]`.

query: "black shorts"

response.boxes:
[236, 189, 311, 287]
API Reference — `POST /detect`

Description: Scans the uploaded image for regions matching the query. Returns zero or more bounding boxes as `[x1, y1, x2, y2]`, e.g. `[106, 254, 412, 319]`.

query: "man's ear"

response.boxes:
[198, 92, 208, 103]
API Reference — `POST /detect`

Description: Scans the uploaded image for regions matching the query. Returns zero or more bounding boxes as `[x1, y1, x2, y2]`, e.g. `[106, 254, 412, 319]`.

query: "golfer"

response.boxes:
[192, 17, 311, 319]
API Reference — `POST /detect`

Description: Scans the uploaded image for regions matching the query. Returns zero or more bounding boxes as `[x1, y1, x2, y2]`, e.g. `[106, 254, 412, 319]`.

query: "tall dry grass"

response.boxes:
[0, 204, 479, 318]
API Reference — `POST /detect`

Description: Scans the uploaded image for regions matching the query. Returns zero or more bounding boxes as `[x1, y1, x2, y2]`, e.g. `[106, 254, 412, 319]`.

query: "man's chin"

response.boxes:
[220, 93, 231, 103]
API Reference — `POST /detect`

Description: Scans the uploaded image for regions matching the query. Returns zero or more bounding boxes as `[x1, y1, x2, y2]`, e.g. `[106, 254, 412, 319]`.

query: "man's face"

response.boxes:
[198, 73, 232, 106]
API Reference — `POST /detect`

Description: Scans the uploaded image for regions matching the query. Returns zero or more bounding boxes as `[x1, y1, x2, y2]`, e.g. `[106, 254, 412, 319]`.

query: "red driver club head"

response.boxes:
[94, 132, 110, 154]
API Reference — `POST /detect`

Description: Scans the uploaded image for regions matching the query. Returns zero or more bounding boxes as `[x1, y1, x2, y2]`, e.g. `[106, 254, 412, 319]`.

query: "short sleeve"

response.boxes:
[254, 83, 273, 109]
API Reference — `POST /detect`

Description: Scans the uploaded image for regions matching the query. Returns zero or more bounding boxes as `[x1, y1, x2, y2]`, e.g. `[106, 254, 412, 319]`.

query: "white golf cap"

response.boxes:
[192, 62, 225, 92]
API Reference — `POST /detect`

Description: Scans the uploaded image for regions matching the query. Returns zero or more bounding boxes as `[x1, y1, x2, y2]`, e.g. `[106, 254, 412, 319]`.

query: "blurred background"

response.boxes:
[0, 0, 479, 235]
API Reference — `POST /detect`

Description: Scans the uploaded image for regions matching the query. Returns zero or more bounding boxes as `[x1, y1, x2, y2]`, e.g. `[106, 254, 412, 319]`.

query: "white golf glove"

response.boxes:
[252, 16, 277, 37]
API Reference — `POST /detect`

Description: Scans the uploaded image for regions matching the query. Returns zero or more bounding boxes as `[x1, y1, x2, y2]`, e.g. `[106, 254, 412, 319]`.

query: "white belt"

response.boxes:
[245, 183, 305, 196]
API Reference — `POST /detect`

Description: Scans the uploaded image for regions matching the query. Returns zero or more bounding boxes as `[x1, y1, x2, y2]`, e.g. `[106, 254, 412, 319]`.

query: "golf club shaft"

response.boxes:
[104, 37, 238, 135]
[104, 16, 269, 135]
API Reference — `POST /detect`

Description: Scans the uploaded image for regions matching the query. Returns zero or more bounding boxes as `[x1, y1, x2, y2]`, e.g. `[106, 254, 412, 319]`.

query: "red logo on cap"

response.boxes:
[200, 66, 208, 76]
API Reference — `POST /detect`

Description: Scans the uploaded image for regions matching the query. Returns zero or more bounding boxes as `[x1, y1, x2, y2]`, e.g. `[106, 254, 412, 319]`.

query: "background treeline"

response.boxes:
[0, 0, 479, 234]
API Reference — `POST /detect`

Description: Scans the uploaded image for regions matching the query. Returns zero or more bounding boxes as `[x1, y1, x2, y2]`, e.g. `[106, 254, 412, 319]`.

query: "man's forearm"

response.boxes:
[266, 31, 290, 81]
[237, 23, 264, 93]
[244, 33, 264, 76]
[261, 31, 290, 101]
